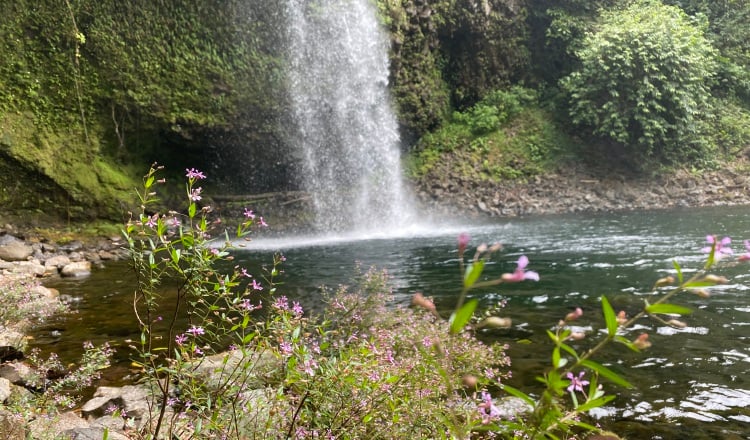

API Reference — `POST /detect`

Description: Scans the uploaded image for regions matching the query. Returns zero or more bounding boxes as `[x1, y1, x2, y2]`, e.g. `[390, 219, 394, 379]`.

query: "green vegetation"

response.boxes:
[408, 87, 572, 181]
[561, 1, 718, 167]
[0, 0, 749, 218]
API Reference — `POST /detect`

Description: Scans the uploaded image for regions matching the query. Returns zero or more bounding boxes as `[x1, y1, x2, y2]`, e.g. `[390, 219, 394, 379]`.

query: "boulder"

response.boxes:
[45, 255, 72, 270]
[0, 377, 11, 402]
[0, 240, 33, 262]
[29, 411, 90, 439]
[60, 261, 92, 277]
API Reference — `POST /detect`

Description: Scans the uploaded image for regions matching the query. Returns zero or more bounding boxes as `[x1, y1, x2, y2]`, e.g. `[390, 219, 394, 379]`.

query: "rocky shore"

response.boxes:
[415, 161, 750, 218]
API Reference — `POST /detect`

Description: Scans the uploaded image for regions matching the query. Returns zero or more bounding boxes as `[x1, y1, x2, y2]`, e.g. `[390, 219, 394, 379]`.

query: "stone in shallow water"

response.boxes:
[60, 261, 92, 277]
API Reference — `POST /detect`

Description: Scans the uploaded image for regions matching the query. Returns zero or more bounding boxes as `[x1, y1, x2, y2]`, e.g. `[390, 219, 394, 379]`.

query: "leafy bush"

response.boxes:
[453, 86, 538, 135]
[561, 0, 719, 166]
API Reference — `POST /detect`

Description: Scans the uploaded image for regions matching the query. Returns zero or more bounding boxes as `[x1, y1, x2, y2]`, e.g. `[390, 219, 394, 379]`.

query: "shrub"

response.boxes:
[561, 0, 718, 166]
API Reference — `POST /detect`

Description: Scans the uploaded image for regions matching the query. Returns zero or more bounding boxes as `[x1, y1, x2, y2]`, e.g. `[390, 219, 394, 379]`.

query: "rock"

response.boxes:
[0, 409, 25, 440]
[81, 384, 150, 421]
[31, 284, 59, 299]
[7, 261, 45, 277]
[91, 415, 126, 431]
[0, 240, 33, 261]
[59, 240, 84, 252]
[494, 396, 533, 419]
[0, 378, 11, 402]
[0, 331, 25, 361]
[0, 365, 22, 385]
[60, 261, 92, 277]
[29, 411, 89, 440]
[1, 362, 33, 386]
[45, 255, 72, 270]
[64, 426, 130, 440]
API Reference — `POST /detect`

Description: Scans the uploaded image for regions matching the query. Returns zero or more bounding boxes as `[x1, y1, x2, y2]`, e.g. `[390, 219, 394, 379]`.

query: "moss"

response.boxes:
[0, 112, 137, 219]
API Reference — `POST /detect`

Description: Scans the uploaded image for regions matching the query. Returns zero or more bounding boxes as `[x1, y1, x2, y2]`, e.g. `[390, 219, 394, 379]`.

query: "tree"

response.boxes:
[561, 0, 718, 166]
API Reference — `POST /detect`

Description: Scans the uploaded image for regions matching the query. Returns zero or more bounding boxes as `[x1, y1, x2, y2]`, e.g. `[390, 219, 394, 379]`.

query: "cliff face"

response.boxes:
[0, 0, 530, 220]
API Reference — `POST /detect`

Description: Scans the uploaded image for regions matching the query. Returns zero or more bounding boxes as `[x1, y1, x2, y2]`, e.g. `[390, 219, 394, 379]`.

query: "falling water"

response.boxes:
[285, 0, 416, 235]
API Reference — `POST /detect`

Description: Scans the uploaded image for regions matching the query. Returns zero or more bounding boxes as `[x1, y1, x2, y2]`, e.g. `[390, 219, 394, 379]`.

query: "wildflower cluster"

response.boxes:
[118, 165, 744, 439]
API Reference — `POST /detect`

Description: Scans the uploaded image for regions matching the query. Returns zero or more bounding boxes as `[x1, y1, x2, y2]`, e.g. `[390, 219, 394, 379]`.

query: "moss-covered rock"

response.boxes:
[0, 112, 134, 219]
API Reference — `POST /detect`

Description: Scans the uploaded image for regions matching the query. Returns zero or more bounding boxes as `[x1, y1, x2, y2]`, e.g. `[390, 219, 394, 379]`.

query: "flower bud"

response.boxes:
[568, 331, 586, 341]
[457, 233, 470, 255]
[462, 374, 478, 389]
[488, 243, 503, 253]
[411, 292, 436, 313]
[616, 310, 627, 325]
[667, 319, 687, 328]
[475, 316, 512, 329]
[633, 333, 652, 350]
[702, 274, 728, 284]
[565, 307, 583, 322]
[654, 276, 675, 287]
[692, 289, 711, 298]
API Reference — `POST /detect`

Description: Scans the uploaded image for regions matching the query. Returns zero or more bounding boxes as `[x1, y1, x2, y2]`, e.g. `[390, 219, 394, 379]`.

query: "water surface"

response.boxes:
[33, 206, 750, 438]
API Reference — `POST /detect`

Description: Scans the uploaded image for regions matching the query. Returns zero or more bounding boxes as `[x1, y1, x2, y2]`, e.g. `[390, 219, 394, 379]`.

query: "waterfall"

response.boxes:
[285, 0, 416, 235]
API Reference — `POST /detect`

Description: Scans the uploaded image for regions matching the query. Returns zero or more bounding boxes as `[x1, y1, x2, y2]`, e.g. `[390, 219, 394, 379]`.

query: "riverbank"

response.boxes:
[415, 159, 750, 219]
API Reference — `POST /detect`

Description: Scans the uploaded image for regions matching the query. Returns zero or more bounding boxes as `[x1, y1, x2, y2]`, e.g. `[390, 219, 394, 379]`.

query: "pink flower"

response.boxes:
[458, 233, 470, 255]
[501, 256, 540, 282]
[478, 391, 501, 424]
[251, 279, 263, 291]
[190, 187, 202, 201]
[175, 334, 187, 346]
[243, 208, 255, 219]
[702, 235, 732, 259]
[186, 326, 205, 337]
[185, 168, 206, 180]
[259, 216, 268, 227]
[566, 371, 589, 393]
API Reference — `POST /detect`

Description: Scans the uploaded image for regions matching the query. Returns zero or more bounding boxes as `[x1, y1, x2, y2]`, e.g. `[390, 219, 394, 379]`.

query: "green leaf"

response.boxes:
[170, 248, 181, 264]
[450, 299, 478, 334]
[580, 359, 632, 388]
[683, 280, 719, 288]
[500, 384, 535, 407]
[188, 202, 197, 218]
[574, 395, 616, 412]
[463, 261, 485, 288]
[706, 240, 716, 269]
[558, 342, 579, 360]
[673, 260, 683, 284]
[614, 335, 640, 352]
[552, 346, 561, 369]
[645, 303, 693, 315]
[601, 295, 618, 337]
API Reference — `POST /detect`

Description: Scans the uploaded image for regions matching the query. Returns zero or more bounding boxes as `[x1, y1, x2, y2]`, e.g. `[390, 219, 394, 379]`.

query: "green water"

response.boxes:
[33, 206, 750, 438]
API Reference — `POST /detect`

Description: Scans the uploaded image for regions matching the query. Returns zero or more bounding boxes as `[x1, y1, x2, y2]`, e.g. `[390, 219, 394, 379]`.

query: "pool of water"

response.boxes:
[32, 206, 750, 438]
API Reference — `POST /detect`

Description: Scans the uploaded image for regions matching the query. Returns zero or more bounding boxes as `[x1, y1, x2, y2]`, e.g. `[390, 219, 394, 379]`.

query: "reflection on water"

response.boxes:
[31, 206, 750, 437]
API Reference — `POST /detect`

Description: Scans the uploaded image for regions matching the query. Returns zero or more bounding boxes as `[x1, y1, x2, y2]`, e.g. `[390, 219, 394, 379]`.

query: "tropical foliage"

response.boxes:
[561, 1, 719, 166]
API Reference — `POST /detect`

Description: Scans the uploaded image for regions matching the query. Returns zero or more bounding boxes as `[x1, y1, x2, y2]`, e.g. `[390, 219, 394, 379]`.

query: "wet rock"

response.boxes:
[60, 261, 92, 277]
